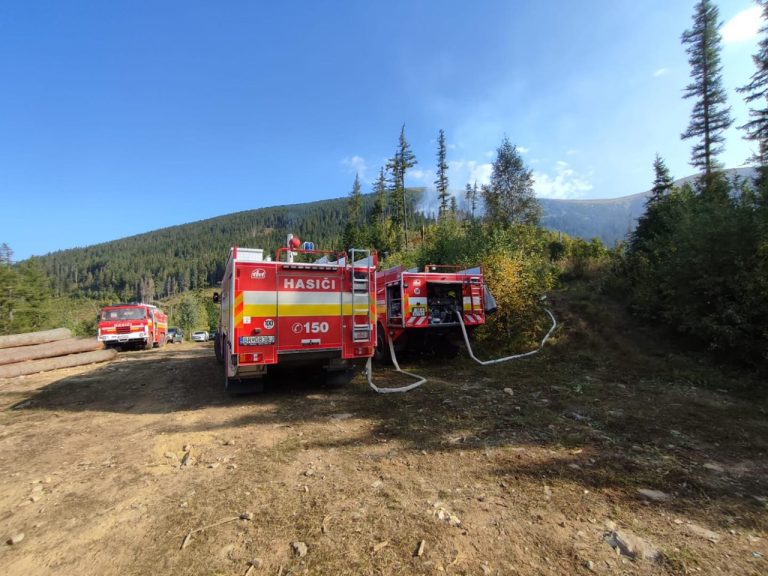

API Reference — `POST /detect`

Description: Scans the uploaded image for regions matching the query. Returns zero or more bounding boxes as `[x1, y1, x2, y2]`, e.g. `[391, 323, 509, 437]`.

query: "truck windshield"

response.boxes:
[101, 308, 146, 321]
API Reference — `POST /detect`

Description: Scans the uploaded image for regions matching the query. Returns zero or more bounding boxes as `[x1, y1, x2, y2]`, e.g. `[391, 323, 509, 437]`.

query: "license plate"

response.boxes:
[412, 307, 425, 317]
[239, 336, 275, 346]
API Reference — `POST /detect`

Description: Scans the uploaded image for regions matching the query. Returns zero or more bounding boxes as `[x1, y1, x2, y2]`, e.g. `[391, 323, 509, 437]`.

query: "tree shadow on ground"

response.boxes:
[10, 296, 768, 537]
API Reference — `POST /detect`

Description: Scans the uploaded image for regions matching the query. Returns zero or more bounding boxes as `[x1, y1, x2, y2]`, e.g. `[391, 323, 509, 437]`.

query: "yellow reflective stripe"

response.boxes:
[240, 303, 366, 317]
[277, 303, 352, 317]
[242, 304, 279, 317]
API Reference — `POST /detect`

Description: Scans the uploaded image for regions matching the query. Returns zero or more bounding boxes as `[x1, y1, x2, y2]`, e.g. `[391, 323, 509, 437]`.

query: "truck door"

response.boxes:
[276, 266, 343, 352]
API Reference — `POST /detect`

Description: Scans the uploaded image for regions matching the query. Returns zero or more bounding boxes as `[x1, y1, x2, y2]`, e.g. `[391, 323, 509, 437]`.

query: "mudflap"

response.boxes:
[225, 378, 265, 395]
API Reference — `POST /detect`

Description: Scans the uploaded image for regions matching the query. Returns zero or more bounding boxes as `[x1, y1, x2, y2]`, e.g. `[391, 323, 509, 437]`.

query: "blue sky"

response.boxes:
[0, 0, 762, 260]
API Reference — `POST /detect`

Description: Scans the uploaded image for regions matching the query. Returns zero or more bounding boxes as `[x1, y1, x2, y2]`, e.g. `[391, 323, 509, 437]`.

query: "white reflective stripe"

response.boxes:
[416, 316, 427, 326]
[244, 291, 354, 305]
[410, 297, 427, 306]
[406, 317, 416, 326]
[279, 291, 348, 305]
[243, 291, 278, 305]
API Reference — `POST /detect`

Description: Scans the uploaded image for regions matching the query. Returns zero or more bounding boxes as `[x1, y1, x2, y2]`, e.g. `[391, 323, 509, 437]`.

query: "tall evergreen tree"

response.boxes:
[369, 167, 392, 254]
[464, 181, 479, 220]
[0, 243, 12, 265]
[681, 0, 733, 185]
[342, 173, 364, 248]
[482, 136, 540, 226]
[386, 125, 418, 248]
[738, 0, 768, 174]
[434, 129, 450, 218]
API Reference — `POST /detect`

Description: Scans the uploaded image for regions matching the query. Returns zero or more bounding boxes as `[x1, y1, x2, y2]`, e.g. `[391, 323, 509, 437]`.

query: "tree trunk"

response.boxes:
[0, 338, 102, 366]
[0, 349, 117, 379]
[0, 328, 72, 350]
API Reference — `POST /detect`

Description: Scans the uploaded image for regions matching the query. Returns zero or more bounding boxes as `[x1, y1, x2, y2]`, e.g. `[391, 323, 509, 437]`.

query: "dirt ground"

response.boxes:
[0, 290, 766, 576]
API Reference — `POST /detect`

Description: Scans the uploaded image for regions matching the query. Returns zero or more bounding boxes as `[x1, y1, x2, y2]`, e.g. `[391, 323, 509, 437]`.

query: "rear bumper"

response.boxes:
[99, 333, 146, 343]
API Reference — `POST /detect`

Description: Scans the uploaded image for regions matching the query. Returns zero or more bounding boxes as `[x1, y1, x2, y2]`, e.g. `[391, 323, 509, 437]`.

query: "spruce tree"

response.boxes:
[681, 0, 733, 185]
[629, 155, 677, 255]
[435, 129, 450, 218]
[369, 167, 391, 253]
[650, 154, 675, 204]
[386, 125, 418, 248]
[464, 181, 479, 220]
[738, 0, 768, 183]
[342, 173, 364, 248]
[482, 136, 540, 226]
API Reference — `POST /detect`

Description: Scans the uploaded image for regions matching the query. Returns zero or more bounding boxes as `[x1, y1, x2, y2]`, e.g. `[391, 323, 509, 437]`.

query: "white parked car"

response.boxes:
[191, 331, 209, 342]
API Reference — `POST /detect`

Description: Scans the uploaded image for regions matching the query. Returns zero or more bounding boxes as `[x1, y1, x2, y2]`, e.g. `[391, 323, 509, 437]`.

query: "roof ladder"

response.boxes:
[349, 249, 373, 342]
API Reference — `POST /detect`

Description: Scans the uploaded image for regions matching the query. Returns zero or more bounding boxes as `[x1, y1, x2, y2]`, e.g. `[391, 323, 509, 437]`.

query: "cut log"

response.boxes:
[0, 349, 117, 379]
[0, 338, 103, 366]
[0, 328, 72, 350]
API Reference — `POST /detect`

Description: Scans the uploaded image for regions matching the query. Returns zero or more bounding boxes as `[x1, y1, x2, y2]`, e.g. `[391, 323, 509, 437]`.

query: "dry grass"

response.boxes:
[0, 287, 766, 575]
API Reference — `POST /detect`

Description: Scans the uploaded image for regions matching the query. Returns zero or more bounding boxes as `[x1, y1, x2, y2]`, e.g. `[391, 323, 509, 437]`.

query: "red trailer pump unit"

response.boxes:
[374, 264, 492, 360]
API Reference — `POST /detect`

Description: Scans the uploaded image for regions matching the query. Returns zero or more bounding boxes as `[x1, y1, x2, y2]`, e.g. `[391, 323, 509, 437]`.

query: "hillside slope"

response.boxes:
[33, 168, 756, 299]
[539, 167, 756, 245]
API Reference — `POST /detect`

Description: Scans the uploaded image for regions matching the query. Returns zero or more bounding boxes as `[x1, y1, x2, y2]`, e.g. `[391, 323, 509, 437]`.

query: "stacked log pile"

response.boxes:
[0, 328, 116, 378]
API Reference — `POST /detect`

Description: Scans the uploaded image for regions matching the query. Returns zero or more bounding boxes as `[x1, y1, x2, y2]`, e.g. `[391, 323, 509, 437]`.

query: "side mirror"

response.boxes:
[213, 292, 220, 304]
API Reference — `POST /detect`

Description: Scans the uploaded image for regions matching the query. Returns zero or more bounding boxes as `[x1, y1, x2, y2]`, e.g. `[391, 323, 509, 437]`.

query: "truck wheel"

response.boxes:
[373, 324, 391, 364]
[144, 335, 154, 351]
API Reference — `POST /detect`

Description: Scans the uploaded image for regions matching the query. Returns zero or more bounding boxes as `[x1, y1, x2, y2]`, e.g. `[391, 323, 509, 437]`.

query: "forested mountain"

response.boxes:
[26, 168, 754, 302]
[35, 190, 427, 302]
[539, 167, 756, 246]
[539, 193, 648, 247]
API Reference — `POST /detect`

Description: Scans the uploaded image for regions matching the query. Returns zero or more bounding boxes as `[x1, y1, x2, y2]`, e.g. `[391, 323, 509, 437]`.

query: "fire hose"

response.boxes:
[455, 303, 557, 365]
[366, 301, 557, 392]
[365, 332, 427, 394]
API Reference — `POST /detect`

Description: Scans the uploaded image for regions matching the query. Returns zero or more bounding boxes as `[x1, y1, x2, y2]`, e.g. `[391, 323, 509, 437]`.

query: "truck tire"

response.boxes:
[144, 335, 154, 351]
[373, 323, 391, 364]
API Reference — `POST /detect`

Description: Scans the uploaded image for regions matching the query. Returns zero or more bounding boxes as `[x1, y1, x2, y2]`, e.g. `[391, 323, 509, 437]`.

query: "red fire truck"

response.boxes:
[213, 236, 377, 392]
[98, 303, 168, 350]
[374, 264, 495, 361]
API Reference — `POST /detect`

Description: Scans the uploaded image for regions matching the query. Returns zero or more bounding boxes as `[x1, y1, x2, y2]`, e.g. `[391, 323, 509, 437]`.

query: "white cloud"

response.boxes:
[533, 161, 593, 200]
[469, 162, 492, 186]
[722, 6, 761, 44]
[446, 159, 492, 187]
[341, 155, 368, 180]
[518, 146, 529, 154]
[653, 67, 669, 77]
[566, 149, 578, 156]
[408, 168, 435, 183]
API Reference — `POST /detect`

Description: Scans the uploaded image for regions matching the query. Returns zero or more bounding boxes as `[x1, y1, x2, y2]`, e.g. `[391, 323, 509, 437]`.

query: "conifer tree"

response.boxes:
[650, 154, 675, 204]
[387, 125, 418, 248]
[681, 0, 733, 184]
[369, 167, 391, 253]
[482, 136, 540, 226]
[464, 181, 479, 220]
[629, 155, 677, 255]
[342, 173, 364, 248]
[434, 129, 450, 218]
[738, 1, 768, 178]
